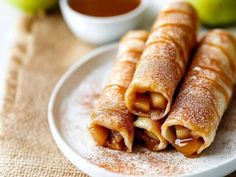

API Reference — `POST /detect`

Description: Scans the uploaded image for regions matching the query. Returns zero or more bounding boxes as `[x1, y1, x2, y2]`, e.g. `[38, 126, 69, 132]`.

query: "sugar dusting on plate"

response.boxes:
[58, 58, 236, 177]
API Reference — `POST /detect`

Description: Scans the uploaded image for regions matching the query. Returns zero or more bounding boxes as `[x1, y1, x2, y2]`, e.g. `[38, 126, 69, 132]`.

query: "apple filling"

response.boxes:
[134, 117, 163, 151]
[173, 125, 204, 157]
[136, 129, 160, 151]
[133, 92, 167, 117]
[106, 130, 126, 151]
[90, 126, 126, 151]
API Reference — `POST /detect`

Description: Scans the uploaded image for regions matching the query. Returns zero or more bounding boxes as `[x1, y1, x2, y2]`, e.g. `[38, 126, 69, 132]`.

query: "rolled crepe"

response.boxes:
[161, 30, 236, 157]
[89, 31, 148, 152]
[134, 117, 168, 151]
[125, 1, 198, 120]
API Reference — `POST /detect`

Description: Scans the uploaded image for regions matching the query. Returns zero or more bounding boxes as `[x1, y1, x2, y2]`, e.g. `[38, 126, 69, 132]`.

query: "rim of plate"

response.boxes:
[48, 43, 236, 177]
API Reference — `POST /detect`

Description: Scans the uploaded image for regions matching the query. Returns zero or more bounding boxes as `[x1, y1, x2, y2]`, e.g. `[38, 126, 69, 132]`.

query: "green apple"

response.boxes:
[8, 0, 58, 13]
[187, 0, 236, 27]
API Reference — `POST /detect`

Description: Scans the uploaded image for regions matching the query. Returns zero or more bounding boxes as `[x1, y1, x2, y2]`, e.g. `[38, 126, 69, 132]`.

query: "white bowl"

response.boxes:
[59, 0, 149, 44]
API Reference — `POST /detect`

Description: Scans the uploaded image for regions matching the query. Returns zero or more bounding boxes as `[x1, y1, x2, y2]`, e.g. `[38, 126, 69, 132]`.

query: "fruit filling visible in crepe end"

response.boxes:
[170, 125, 204, 157]
[134, 117, 167, 151]
[106, 130, 127, 151]
[90, 125, 128, 151]
[136, 129, 161, 151]
[89, 125, 109, 146]
[133, 92, 167, 118]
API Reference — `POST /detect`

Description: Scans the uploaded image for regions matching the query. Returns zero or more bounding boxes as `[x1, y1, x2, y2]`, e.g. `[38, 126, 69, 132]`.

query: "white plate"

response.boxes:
[48, 43, 236, 177]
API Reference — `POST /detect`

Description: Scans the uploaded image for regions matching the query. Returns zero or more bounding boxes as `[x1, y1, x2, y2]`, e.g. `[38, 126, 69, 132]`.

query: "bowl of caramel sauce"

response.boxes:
[60, 0, 148, 44]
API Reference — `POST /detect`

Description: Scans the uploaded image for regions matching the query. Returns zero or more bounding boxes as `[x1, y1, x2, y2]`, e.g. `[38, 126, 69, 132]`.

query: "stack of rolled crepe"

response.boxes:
[89, 30, 148, 152]
[89, 1, 236, 156]
[162, 30, 236, 157]
[125, 1, 198, 151]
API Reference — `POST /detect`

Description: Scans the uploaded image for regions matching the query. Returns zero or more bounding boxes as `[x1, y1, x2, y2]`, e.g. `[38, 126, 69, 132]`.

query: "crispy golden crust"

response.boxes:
[125, 1, 198, 120]
[162, 30, 236, 155]
[89, 31, 148, 152]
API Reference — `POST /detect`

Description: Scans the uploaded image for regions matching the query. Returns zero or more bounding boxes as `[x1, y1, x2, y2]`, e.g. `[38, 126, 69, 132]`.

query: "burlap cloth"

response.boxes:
[0, 12, 235, 177]
[0, 13, 93, 176]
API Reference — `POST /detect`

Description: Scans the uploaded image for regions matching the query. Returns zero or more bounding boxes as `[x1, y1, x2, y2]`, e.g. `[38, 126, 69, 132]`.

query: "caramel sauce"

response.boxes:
[69, 0, 140, 17]
[194, 64, 233, 87]
[206, 43, 235, 71]
[136, 129, 160, 151]
[190, 70, 229, 104]
[162, 9, 197, 19]
[154, 23, 195, 33]
[90, 125, 109, 146]
[134, 92, 150, 114]
[106, 131, 126, 151]
[174, 137, 203, 157]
